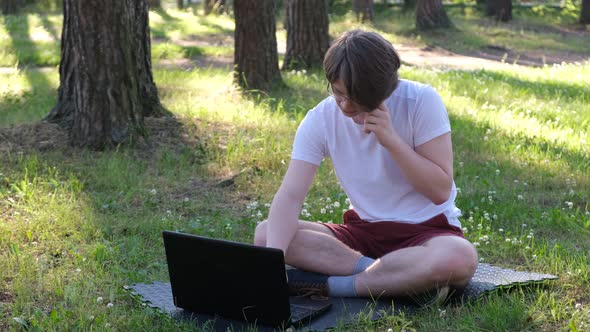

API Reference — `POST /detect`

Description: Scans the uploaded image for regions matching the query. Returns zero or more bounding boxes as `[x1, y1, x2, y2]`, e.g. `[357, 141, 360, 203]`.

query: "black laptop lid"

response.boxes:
[162, 231, 292, 327]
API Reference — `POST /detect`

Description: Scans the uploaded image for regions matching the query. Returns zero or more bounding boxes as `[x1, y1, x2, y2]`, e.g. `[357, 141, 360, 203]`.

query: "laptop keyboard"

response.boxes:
[290, 303, 316, 322]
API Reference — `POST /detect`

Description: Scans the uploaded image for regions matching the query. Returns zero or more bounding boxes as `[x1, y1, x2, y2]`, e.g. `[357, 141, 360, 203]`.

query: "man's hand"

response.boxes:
[363, 102, 399, 149]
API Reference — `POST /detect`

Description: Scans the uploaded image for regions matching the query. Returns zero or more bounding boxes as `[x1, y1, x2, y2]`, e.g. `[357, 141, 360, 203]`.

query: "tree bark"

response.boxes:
[416, 0, 452, 30]
[204, 0, 226, 15]
[581, 0, 590, 24]
[45, 0, 163, 149]
[1, 0, 21, 14]
[352, 0, 374, 22]
[234, 0, 281, 90]
[486, 0, 512, 22]
[283, 0, 330, 70]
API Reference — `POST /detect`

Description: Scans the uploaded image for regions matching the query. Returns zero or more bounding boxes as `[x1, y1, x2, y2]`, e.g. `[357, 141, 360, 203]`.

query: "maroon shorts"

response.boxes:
[322, 210, 464, 259]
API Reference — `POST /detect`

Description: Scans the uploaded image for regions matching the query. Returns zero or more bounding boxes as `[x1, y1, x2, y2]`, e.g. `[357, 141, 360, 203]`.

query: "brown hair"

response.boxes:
[323, 30, 401, 111]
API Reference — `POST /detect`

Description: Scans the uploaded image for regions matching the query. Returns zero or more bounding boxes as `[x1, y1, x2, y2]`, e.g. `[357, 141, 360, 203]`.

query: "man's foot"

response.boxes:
[286, 268, 329, 297]
[412, 285, 451, 307]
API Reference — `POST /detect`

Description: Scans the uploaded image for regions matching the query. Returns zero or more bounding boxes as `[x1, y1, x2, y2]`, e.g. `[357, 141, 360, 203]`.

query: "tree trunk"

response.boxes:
[45, 0, 163, 149]
[352, 0, 374, 22]
[1, 0, 21, 14]
[204, 0, 225, 15]
[234, 0, 281, 90]
[486, 0, 512, 22]
[283, 0, 330, 70]
[416, 0, 452, 30]
[177, 0, 184, 9]
[581, 0, 590, 24]
[148, 0, 160, 8]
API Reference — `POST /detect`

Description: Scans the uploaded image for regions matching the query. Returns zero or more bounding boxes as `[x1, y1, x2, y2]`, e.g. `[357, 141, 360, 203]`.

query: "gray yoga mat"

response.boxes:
[126, 263, 557, 331]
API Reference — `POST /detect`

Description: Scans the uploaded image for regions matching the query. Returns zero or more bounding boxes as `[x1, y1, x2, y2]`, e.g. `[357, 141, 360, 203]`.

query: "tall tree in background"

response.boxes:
[416, 0, 452, 30]
[283, 0, 330, 70]
[177, 0, 184, 9]
[234, 0, 281, 90]
[204, 0, 226, 15]
[352, 0, 374, 22]
[1, 0, 22, 14]
[581, 0, 590, 24]
[45, 0, 164, 149]
[486, 0, 512, 22]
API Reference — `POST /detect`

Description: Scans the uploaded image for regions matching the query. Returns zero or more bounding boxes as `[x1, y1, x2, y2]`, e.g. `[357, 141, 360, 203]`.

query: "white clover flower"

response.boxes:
[499, 228, 504, 232]
[256, 211, 263, 218]
[459, 162, 464, 167]
[107, 302, 113, 308]
[522, 223, 527, 228]
[496, 169, 500, 175]
[506, 238, 511, 242]
[333, 201, 340, 208]
[533, 255, 537, 259]
[76, 268, 82, 274]
[517, 195, 524, 200]
[565, 201, 574, 209]
[149, 189, 157, 195]
[484, 136, 489, 141]
[473, 242, 480, 247]
[479, 257, 484, 262]
[326, 197, 331, 202]
[320, 208, 326, 214]
[493, 214, 498, 220]
[97, 297, 103, 303]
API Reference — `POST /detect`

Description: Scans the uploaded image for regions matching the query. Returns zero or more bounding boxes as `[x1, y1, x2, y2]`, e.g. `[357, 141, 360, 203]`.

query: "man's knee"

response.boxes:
[253, 220, 268, 246]
[429, 237, 478, 286]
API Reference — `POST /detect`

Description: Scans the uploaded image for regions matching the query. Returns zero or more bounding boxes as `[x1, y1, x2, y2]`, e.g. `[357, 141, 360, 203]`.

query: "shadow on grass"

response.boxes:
[0, 13, 60, 66]
[38, 12, 60, 42]
[1, 14, 55, 122]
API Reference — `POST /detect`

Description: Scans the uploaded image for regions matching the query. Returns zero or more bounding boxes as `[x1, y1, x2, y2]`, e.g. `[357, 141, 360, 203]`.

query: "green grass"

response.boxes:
[1, 4, 590, 332]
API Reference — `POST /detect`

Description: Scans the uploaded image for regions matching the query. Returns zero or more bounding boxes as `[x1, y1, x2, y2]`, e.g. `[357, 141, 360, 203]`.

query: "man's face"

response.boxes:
[330, 80, 370, 125]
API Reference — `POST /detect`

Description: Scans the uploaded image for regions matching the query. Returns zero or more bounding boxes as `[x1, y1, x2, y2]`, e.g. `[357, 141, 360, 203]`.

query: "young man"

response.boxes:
[254, 30, 478, 299]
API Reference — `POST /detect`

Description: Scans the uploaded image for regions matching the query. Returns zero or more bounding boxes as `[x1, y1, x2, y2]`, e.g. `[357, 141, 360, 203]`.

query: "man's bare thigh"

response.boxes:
[297, 220, 336, 237]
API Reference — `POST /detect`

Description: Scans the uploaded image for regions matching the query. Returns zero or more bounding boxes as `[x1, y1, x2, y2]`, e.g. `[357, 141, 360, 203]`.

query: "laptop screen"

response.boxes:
[162, 231, 293, 327]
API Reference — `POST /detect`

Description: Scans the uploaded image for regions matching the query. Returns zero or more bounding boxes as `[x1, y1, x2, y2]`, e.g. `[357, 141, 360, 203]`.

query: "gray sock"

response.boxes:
[328, 275, 357, 297]
[327, 257, 375, 297]
[353, 256, 375, 274]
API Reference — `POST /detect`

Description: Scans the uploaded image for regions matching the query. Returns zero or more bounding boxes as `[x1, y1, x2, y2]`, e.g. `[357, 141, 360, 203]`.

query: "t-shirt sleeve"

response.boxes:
[412, 85, 451, 147]
[291, 107, 327, 166]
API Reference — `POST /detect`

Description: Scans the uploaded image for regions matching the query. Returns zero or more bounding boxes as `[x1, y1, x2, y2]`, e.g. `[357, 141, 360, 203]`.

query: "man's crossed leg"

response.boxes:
[254, 219, 478, 298]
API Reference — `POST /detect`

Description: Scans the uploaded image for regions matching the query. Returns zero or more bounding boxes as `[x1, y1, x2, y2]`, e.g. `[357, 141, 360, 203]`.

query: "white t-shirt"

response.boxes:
[291, 79, 462, 227]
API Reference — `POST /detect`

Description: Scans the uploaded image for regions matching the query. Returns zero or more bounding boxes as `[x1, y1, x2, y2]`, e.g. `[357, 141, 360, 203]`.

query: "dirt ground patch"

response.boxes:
[0, 117, 204, 154]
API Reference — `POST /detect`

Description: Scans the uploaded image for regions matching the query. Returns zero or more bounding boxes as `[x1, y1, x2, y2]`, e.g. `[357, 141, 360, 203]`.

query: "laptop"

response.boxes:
[162, 230, 332, 328]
